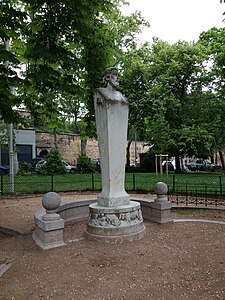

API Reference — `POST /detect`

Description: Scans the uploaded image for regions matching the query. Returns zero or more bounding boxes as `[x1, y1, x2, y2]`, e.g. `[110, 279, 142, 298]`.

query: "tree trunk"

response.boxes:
[81, 139, 87, 154]
[175, 154, 181, 173]
[219, 151, 225, 170]
[53, 128, 58, 149]
[126, 140, 132, 167]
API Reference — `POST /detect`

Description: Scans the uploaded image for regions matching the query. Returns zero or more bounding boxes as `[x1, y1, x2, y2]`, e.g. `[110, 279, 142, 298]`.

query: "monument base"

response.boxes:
[150, 202, 173, 224]
[85, 201, 146, 243]
[32, 218, 65, 251]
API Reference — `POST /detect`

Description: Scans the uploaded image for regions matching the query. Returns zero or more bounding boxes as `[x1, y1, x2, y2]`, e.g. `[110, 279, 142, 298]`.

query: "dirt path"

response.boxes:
[0, 193, 225, 300]
[0, 192, 99, 235]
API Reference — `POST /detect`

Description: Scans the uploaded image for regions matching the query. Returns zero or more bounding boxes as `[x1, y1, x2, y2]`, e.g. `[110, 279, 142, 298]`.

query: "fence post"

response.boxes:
[0, 174, 3, 196]
[185, 185, 188, 206]
[132, 173, 136, 191]
[91, 172, 94, 192]
[219, 176, 222, 195]
[205, 185, 208, 207]
[51, 174, 54, 191]
[173, 174, 176, 192]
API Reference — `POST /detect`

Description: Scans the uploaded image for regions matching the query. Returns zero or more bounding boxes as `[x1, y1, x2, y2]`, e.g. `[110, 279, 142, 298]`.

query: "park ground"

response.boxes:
[0, 192, 225, 300]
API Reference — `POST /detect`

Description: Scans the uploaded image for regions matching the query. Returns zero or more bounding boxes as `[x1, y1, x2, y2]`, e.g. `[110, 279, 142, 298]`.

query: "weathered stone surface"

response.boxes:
[88, 201, 143, 227]
[86, 201, 145, 242]
[94, 88, 130, 207]
[42, 192, 61, 211]
[36, 132, 81, 164]
[33, 192, 65, 251]
[0, 263, 11, 278]
[154, 182, 168, 203]
[150, 182, 173, 224]
[42, 192, 62, 221]
[150, 202, 173, 224]
[84, 67, 146, 242]
[32, 224, 65, 251]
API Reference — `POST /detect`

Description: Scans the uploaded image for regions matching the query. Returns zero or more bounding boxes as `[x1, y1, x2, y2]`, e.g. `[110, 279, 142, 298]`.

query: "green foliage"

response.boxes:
[0, 121, 8, 146]
[39, 149, 67, 174]
[0, 0, 27, 123]
[76, 153, 94, 173]
[3, 0, 225, 171]
[121, 43, 152, 139]
[139, 151, 156, 173]
[17, 162, 32, 175]
[199, 27, 225, 154]
[1, 0, 149, 137]
[121, 39, 215, 171]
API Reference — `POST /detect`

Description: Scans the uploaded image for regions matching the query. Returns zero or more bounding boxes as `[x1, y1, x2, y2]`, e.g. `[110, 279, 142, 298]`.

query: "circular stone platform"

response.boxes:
[85, 201, 146, 243]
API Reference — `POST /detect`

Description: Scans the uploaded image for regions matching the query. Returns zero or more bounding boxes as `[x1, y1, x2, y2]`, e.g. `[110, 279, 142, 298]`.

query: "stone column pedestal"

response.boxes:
[150, 182, 173, 224]
[33, 218, 65, 251]
[93, 88, 130, 207]
[85, 201, 145, 243]
[32, 192, 65, 251]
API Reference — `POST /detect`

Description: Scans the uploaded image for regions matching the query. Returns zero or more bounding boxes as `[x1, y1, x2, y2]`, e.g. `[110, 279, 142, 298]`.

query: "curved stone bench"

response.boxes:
[33, 198, 159, 251]
[33, 184, 172, 250]
[56, 198, 97, 223]
[34, 198, 155, 225]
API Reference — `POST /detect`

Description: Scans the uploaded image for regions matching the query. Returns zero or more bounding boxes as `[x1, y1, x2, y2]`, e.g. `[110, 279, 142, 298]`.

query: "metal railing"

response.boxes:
[168, 190, 225, 207]
[1, 173, 225, 208]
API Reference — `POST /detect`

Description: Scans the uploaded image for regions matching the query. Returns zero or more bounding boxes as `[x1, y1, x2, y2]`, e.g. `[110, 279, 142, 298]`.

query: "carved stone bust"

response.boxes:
[95, 67, 128, 104]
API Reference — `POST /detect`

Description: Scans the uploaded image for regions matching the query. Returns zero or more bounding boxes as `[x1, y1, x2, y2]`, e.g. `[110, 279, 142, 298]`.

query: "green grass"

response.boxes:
[1, 172, 225, 195]
[1, 173, 101, 194]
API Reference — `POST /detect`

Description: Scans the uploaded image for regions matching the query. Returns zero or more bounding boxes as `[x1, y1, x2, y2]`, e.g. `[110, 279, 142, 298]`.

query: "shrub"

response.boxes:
[18, 162, 32, 175]
[39, 149, 67, 174]
[139, 151, 156, 172]
[77, 154, 95, 173]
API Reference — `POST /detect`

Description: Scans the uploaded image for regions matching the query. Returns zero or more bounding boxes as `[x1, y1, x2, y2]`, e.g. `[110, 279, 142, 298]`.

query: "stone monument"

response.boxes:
[85, 67, 145, 242]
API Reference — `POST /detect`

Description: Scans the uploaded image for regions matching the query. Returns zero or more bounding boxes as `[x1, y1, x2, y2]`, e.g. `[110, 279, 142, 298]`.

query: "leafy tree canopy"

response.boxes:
[0, 0, 148, 134]
[121, 39, 216, 171]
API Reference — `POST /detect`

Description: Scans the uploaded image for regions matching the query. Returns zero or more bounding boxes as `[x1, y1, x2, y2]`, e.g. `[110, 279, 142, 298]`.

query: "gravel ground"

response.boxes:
[0, 193, 225, 300]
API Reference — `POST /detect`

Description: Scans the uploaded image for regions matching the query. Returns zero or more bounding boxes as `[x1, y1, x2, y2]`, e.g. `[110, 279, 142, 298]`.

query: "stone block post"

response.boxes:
[150, 182, 172, 224]
[33, 192, 65, 251]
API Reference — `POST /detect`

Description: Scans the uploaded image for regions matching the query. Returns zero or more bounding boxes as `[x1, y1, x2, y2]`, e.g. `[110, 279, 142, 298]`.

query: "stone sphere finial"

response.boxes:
[154, 182, 168, 203]
[154, 182, 168, 195]
[42, 192, 61, 221]
[42, 192, 61, 211]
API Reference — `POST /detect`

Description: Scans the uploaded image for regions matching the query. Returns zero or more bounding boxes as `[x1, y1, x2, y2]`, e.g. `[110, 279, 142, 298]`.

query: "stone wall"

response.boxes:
[36, 131, 149, 165]
[36, 132, 81, 165]
[129, 141, 149, 165]
[86, 138, 100, 160]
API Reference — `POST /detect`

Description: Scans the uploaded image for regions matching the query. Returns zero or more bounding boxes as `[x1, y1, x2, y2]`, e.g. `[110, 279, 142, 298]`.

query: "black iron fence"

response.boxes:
[0, 173, 225, 207]
[167, 174, 225, 207]
[168, 191, 225, 207]
[0, 173, 101, 195]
